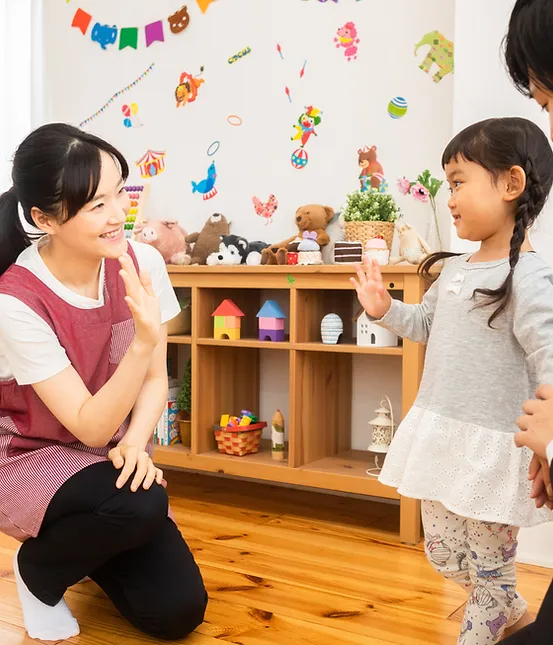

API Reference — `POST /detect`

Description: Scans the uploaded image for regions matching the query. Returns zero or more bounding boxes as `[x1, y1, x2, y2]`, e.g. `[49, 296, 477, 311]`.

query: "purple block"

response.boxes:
[259, 328, 285, 342]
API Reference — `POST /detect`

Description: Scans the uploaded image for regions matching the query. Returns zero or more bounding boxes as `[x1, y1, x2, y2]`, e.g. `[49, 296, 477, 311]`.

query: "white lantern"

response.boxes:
[366, 395, 395, 477]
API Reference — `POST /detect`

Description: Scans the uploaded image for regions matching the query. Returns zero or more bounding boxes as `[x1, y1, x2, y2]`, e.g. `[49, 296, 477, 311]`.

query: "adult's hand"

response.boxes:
[108, 444, 164, 492]
[528, 453, 553, 510]
[118, 253, 161, 348]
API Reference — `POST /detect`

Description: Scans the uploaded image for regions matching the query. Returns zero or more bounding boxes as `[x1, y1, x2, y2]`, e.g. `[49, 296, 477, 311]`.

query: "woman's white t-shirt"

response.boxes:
[0, 239, 180, 385]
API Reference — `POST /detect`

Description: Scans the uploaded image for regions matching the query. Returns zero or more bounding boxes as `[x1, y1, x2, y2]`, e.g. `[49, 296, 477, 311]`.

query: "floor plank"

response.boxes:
[0, 471, 550, 644]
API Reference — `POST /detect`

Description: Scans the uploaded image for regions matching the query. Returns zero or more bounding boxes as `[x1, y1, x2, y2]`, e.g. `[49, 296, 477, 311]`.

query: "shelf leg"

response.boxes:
[400, 496, 421, 545]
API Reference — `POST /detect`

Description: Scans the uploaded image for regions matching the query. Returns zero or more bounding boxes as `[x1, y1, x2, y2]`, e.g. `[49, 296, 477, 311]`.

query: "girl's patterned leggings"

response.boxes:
[422, 501, 527, 645]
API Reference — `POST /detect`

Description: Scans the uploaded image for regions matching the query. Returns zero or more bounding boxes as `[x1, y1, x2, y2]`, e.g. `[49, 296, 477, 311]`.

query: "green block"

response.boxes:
[214, 316, 225, 329]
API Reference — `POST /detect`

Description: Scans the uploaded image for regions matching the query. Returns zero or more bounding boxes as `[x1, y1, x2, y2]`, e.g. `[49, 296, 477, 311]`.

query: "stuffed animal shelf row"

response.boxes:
[212, 299, 287, 342]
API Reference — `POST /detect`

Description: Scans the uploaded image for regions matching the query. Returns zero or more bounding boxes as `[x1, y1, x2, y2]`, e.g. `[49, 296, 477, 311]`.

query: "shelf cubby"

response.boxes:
[154, 265, 426, 544]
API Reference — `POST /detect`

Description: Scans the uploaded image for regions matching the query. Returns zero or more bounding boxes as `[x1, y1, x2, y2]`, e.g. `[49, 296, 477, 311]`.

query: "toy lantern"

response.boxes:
[366, 395, 395, 477]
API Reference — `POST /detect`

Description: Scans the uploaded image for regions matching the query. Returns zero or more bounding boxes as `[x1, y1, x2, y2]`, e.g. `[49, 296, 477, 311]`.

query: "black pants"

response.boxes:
[501, 578, 553, 644]
[18, 461, 207, 641]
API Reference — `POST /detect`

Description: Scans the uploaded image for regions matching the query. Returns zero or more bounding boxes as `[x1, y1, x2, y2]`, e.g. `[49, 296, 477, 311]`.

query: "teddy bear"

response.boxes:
[357, 145, 384, 192]
[389, 219, 431, 265]
[206, 235, 269, 266]
[134, 219, 191, 265]
[185, 213, 230, 265]
[261, 204, 334, 265]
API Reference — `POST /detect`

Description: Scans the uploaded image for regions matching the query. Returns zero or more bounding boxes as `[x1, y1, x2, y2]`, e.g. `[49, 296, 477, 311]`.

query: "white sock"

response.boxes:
[13, 546, 80, 641]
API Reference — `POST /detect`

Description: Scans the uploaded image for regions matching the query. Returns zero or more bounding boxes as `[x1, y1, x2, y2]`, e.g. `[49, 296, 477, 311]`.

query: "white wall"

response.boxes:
[453, 0, 553, 568]
[42, 0, 454, 248]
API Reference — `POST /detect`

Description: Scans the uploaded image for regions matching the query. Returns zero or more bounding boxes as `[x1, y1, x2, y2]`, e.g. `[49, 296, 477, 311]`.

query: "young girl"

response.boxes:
[352, 116, 553, 644]
[0, 124, 207, 641]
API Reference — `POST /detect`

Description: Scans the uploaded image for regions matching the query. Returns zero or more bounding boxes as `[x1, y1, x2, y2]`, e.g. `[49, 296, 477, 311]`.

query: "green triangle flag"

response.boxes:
[119, 27, 138, 50]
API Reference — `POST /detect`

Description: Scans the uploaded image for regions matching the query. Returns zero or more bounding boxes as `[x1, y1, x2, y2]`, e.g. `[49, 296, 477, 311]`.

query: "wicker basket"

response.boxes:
[213, 422, 267, 457]
[344, 221, 395, 250]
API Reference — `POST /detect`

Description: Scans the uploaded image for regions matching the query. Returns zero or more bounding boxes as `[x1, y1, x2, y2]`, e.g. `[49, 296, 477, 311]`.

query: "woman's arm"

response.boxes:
[107, 324, 169, 490]
[120, 324, 169, 451]
[33, 336, 156, 448]
[32, 254, 161, 448]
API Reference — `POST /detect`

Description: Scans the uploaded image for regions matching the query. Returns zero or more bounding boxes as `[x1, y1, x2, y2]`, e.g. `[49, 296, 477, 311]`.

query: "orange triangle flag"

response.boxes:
[196, 0, 216, 13]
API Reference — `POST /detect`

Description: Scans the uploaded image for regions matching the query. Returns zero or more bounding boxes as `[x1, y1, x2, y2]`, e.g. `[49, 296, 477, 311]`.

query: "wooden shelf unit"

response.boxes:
[161, 265, 426, 544]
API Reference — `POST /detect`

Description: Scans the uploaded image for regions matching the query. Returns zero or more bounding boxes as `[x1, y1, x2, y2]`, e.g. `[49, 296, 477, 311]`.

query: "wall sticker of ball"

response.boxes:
[388, 96, 408, 119]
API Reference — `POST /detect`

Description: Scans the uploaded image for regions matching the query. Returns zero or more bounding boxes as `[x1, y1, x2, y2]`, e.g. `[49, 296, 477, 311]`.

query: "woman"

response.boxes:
[0, 123, 207, 641]
[500, 1, 553, 642]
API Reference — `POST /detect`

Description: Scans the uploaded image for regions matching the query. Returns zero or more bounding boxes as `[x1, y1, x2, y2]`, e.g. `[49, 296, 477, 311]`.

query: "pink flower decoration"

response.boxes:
[410, 182, 430, 203]
[397, 177, 411, 195]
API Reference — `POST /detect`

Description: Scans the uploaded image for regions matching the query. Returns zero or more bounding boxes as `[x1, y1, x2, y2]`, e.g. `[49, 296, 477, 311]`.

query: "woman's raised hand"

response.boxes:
[118, 254, 161, 348]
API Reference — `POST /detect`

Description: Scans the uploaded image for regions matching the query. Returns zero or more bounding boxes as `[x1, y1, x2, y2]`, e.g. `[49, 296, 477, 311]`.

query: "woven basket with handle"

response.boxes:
[344, 221, 395, 250]
[213, 422, 267, 457]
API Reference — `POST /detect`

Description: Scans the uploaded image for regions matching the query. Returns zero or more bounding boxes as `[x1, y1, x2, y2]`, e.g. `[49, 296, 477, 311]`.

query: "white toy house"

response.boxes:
[354, 309, 399, 348]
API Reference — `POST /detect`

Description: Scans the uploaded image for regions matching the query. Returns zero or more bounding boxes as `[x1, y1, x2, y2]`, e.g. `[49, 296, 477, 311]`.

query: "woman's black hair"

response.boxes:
[0, 123, 129, 276]
[419, 117, 553, 327]
[503, 0, 553, 97]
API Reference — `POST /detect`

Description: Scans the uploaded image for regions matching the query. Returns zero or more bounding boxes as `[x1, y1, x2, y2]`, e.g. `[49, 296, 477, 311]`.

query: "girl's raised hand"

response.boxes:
[350, 256, 392, 320]
[118, 253, 161, 348]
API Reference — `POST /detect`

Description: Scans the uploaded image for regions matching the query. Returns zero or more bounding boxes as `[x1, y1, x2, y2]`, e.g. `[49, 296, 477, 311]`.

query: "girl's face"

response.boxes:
[37, 152, 130, 260]
[529, 80, 553, 141]
[445, 157, 519, 243]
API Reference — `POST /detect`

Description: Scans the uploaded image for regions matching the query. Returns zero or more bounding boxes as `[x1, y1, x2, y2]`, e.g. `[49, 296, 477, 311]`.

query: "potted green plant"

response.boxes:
[342, 191, 400, 249]
[177, 357, 191, 447]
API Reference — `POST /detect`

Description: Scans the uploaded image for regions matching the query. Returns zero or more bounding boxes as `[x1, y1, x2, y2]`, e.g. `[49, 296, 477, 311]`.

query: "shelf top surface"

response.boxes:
[167, 264, 426, 275]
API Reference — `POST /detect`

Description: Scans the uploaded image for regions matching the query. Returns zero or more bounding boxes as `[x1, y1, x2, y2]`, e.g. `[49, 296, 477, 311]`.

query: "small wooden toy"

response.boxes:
[212, 299, 245, 340]
[257, 300, 286, 342]
[321, 313, 343, 344]
[220, 413, 230, 426]
[354, 307, 398, 347]
[271, 409, 285, 461]
[123, 184, 151, 240]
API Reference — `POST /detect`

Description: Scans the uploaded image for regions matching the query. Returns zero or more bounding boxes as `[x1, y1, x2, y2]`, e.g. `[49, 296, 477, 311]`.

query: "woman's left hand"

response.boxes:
[108, 444, 164, 492]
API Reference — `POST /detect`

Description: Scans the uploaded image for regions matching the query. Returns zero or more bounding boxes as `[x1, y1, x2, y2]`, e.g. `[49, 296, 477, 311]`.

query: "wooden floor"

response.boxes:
[0, 470, 551, 645]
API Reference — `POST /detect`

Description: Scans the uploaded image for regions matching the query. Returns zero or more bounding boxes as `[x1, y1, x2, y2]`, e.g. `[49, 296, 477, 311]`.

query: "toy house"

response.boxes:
[212, 299, 245, 340]
[354, 308, 398, 347]
[257, 300, 286, 342]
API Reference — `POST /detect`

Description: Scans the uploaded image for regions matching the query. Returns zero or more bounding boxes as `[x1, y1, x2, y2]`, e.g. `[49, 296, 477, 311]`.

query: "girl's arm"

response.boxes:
[351, 257, 440, 344]
[513, 266, 553, 386]
[513, 266, 553, 509]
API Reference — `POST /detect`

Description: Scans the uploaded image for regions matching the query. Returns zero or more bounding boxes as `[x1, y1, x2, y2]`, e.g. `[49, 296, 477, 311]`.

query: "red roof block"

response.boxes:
[212, 299, 245, 317]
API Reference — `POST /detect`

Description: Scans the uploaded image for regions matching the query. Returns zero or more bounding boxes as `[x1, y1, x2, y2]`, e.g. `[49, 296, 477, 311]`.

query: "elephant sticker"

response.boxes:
[414, 31, 454, 83]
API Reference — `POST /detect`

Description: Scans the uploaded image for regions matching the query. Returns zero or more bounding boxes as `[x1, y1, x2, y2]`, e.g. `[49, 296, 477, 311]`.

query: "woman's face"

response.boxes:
[42, 152, 130, 260]
[529, 80, 553, 141]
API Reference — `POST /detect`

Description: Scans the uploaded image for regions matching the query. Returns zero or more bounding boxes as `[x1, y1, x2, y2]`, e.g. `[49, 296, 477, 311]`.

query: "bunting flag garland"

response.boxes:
[71, 4, 191, 51]
[79, 63, 155, 128]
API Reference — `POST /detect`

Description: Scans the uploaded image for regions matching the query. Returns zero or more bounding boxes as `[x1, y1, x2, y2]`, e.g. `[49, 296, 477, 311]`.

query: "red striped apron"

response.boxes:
[0, 244, 144, 541]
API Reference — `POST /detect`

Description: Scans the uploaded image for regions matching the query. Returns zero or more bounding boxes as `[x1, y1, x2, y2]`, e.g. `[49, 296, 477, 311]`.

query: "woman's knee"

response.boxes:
[98, 481, 168, 528]
[143, 589, 208, 641]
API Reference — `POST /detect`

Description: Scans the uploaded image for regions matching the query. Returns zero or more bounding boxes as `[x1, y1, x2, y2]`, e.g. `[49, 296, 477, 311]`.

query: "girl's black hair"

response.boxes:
[419, 117, 553, 327]
[0, 123, 129, 277]
[503, 0, 553, 97]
